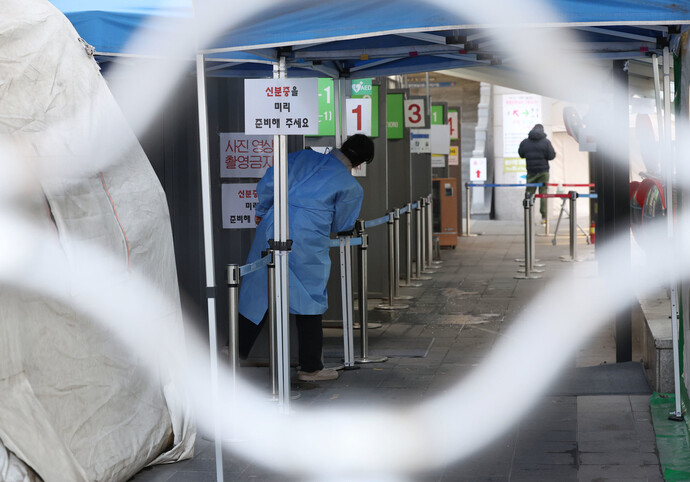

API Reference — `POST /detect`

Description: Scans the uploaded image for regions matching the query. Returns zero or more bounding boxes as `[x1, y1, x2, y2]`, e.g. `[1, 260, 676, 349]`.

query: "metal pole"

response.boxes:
[516, 196, 541, 280]
[273, 58, 291, 412]
[412, 201, 431, 280]
[334, 78, 342, 148]
[426, 196, 438, 266]
[227, 265, 240, 396]
[569, 191, 578, 261]
[465, 183, 471, 236]
[401, 203, 422, 287]
[195, 52, 224, 482]
[420, 198, 427, 270]
[356, 233, 387, 364]
[662, 47, 683, 421]
[377, 212, 409, 310]
[339, 236, 355, 367]
[267, 252, 278, 400]
[393, 208, 401, 298]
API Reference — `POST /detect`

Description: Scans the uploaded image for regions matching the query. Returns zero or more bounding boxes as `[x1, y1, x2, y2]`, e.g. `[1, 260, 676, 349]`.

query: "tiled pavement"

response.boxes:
[131, 220, 662, 481]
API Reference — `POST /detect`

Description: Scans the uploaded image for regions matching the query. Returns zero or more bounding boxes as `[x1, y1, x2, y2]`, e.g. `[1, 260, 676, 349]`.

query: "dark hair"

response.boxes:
[341, 134, 374, 167]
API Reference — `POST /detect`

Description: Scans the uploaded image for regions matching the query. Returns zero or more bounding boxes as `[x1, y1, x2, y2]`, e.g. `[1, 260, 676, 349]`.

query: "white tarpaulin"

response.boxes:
[0, 1, 195, 481]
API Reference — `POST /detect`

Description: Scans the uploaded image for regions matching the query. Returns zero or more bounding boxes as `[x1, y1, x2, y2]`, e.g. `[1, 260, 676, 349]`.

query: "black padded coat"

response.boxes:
[518, 126, 556, 174]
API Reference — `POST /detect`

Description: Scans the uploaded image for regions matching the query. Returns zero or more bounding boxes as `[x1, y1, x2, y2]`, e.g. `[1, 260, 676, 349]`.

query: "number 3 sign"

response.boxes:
[404, 99, 426, 128]
[346, 98, 372, 136]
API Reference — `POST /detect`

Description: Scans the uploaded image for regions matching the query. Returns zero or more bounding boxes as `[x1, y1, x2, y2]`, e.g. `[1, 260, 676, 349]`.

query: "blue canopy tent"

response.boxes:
[50, 2, 690, 479]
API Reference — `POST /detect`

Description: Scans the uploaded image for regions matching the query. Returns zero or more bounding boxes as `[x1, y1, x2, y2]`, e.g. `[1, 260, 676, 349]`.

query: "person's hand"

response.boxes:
[255, 216, 262, 225]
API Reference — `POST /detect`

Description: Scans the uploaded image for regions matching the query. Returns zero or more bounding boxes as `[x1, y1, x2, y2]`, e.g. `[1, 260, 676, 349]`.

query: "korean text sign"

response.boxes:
[221, 183, 259, 229]
[220, 133, 273, 178]
[244, 78, 318, 135]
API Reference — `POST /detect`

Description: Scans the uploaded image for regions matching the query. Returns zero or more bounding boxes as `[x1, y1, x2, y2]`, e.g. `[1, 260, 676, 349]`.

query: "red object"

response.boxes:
[590, 222, 596, 244]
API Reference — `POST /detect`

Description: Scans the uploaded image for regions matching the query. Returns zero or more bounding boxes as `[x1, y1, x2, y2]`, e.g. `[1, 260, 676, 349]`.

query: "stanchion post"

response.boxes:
[377, 212, 409, 310]
[401, 203, 422, 287]
[465, 182, 471, 236]
[266, 251, 278, 400]
[528, 196, 544, 273]
[426, 196, 434, 266]
[516, 196, 541, 280]
[420, 198, 427, 271]
[393, 208, 401, 298]
[226, 264, 240, 396]
[569, 190, 578, 261]
[356, 233, 387, 364]
[411, 202, 430, 280]
[339, 236, 355, 367]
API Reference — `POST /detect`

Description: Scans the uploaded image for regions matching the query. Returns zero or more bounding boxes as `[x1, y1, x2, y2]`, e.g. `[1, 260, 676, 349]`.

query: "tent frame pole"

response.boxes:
[195, 53, 225, 482]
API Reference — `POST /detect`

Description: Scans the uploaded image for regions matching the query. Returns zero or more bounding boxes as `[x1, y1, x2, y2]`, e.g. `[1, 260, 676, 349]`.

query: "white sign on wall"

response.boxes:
[448, 146, 459, 166]
[410, 129, 431, 153]
[431, 124, 451, 155]
[404, 99, 426, 128]
[220, 133, 273, 178]
[503, 94, 541, 168]
[431, 155, 446, 168]
[221, 183, 259, 229]
[345, 98, 372, 136]
[244, 78, 319, 135]
[470, 157, 487, 181]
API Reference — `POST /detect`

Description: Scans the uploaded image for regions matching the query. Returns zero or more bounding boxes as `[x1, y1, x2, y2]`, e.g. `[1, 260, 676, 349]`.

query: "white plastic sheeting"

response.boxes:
[0, 1, 195, 480]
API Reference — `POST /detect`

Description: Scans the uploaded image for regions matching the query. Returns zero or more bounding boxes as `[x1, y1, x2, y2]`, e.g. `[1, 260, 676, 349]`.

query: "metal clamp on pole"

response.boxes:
[400, 203, 422, 287]
[265, 251, 279, 401]
[393, 208, 413, 300]
[561, 191, 580, 262]
[338, 236, 358, 368]
[516, 195, 541, 280]
[356, 233, 387, 364]
[226, 264, 240, 397]
[377, 212, 409, 310]
[412, 200, 431, 280]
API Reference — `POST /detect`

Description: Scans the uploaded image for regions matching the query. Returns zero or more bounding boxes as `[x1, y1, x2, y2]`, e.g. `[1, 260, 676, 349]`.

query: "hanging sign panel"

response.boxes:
[404, 99, 426, 128]
[448, 109, 459, 140]
[315, 78, 335, 136]
[244, 78, 319, 135]
[220, 133, 273, 178]
[386, 93, 404, 139]
[410, 129, 431, 153]
[470, 157, 487, 181]
[431, 124, 450, 155]
[221, 183, 259, 229]
[346, 98, 372, 136]
[503, 93, 541, 170]
[352, 84, 379, 137]
[431, 105, 444, 125]
[431, 155, 446, 168]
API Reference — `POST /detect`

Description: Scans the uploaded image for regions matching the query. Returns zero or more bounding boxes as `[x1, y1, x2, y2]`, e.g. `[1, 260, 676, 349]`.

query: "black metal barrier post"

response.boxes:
[377, 212, 409, 310]
[226, 264, 240, 396]
[400, 203, 422, 287]
[427, 195, 441, 266]
[355, 232, 387, 364]
[515, 196, 541, 280]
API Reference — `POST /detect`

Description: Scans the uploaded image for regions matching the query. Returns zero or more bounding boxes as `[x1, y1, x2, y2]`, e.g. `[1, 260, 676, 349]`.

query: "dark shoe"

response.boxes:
[297, 368, 339, 381]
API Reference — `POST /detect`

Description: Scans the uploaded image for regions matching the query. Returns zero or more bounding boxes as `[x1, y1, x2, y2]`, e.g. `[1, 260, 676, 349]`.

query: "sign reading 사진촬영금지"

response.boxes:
[220, 133, 273, 178]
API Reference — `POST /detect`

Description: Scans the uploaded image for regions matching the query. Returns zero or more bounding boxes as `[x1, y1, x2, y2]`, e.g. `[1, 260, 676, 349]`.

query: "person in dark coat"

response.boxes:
[518, 123, 556, 223]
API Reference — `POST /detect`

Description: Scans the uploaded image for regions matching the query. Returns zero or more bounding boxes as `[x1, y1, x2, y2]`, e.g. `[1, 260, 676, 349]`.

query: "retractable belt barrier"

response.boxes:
[538, 191, 595, 255]
[227, 195, 434, 396]
[464, 182, 544, 236]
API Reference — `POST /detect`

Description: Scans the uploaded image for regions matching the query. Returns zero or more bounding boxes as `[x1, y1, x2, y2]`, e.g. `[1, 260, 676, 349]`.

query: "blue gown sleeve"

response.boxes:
[331, 181, 363, 233]
[255, 167, 274, 218]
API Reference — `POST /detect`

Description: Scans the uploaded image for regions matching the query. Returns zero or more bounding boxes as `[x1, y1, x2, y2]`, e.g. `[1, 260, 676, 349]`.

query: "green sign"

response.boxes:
[352, 84, 379, 137]
[309, 78, 335, 137]
[386, 93, 404, 139]
[431, 104, 444, 125]
[351, 78, 373, 97]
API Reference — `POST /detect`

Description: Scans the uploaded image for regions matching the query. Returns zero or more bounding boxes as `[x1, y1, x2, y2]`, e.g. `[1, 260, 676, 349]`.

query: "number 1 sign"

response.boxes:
[346, 98, 372, 136]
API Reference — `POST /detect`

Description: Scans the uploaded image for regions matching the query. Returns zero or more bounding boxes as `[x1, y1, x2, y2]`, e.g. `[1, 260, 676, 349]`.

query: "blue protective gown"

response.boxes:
[238, 149, 364, 324]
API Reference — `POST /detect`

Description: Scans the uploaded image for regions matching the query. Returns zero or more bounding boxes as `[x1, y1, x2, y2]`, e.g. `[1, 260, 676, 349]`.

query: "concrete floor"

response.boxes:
[131, 219, 661, 481]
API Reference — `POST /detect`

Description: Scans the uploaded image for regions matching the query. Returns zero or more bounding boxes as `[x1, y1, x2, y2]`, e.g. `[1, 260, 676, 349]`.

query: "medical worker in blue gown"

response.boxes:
[238, 134, 374, 382]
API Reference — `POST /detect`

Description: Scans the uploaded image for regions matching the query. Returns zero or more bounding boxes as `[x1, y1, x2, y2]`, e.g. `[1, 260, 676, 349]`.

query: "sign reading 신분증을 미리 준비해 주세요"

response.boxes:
[222, 183, 258, 229]
[244, 78, 319, 135]
[220, 133, 273, 178]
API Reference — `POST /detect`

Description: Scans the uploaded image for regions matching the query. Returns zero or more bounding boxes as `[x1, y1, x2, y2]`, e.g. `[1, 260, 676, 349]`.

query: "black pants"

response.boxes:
[239, 313, 324, 372]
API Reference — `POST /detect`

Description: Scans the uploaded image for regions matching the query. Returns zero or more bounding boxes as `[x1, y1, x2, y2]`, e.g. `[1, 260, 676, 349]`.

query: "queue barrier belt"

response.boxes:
[467, 183, 543, 188]
[535, 193, 598, 199]
[399, 206, 409, 214]
[546, 183, 595, 187]
[329, 237, 363, 248]
[364, 214, 391, 229]
[239, 253, 272, 277]
[411, 202, 419, 210]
